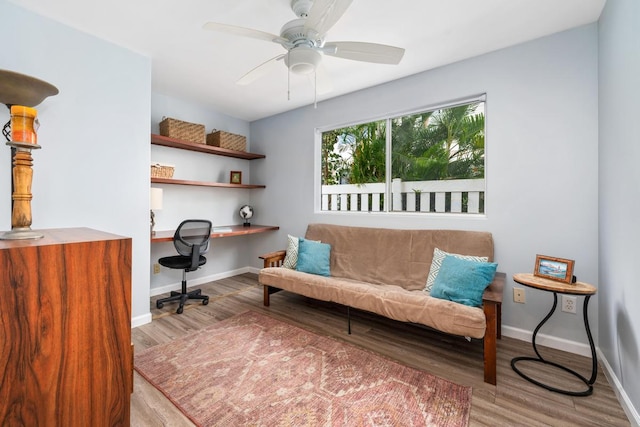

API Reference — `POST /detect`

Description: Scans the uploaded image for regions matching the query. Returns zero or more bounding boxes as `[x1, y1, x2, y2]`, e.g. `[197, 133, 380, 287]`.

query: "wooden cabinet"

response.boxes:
[0, 228, 132, 426]
[151, 133, 266, 188]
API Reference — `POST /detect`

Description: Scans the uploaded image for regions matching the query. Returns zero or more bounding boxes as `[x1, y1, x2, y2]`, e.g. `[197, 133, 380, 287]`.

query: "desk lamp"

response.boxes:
[0, 69, 58, 240]
[150, 187, 163, 236]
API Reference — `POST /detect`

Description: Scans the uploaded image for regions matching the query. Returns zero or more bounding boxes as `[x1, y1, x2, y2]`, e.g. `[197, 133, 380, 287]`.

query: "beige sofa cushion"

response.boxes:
[305, 223, 494, 292]
[259, 267, 487, 338]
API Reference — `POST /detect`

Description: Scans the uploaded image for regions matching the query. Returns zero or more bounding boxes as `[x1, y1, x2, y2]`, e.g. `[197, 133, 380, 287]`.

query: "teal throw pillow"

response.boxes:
[430, 255, 497, 307]
[296, 238, 331, 277]
[424, 248, 489, 293]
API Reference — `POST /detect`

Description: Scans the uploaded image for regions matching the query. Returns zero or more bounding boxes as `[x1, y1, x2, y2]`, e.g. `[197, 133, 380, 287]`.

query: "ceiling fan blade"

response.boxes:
[304, 0, 353, 36]
[236, 54, 285, 86]
[324, 41, 405, 65]
[203, 22, 287, 45]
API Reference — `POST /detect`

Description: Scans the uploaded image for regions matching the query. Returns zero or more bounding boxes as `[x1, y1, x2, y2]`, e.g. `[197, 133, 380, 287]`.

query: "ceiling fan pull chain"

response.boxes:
[287, 51, 291, 101]
[313, 70, 317, 109]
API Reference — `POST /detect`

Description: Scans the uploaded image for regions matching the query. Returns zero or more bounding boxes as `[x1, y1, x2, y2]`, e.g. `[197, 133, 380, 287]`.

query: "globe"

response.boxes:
[239, 205, 254, 226]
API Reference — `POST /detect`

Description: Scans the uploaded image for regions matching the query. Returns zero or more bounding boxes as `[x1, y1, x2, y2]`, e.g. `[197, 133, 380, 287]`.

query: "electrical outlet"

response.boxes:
[153, 263, 161, 274]
[513, 287, 525, 304]
[562, 295, 577, 314]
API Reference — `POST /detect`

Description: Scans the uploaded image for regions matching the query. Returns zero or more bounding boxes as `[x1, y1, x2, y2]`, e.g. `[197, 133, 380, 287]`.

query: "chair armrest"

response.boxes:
[259, 250, 286, 268]
[483, 272, 505, 304]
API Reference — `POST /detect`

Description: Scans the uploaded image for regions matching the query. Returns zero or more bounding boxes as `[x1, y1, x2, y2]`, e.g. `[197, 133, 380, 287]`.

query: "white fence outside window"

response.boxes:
[321, 178, 485, 214]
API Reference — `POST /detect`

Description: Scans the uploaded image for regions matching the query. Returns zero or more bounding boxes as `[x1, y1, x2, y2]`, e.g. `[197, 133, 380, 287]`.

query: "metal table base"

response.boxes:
[511, 293, 597, 396]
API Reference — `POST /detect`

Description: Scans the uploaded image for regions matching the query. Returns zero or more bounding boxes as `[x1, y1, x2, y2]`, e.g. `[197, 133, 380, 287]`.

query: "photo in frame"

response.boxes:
[534, 254, 575, 284]
[230, 171, 242, 184]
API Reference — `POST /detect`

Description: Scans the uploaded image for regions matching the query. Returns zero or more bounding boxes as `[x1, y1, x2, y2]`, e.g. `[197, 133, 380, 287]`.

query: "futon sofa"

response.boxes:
[258, 223, 504, 385]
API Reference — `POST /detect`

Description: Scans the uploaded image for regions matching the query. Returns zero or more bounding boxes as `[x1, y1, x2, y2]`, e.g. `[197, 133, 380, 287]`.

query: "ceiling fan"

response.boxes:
[203, 0, 405, 93]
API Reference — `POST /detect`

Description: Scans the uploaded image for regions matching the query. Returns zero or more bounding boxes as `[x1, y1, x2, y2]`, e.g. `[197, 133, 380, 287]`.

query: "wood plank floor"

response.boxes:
[131, 273, 630, 426]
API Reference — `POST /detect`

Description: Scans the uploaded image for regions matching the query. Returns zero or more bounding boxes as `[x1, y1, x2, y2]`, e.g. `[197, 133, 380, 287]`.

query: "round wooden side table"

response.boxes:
[511, 273, 597, 396]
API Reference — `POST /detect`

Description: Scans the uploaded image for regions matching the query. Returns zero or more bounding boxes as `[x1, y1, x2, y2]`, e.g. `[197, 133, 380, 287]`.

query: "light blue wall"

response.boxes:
[251, 25, 599, 350]
[0, 0, 152, 325]
[598, 0, 640, 417]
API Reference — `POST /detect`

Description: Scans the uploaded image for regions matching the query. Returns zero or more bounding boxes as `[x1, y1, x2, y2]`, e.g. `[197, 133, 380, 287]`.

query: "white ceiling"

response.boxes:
[10, 0, 606, 122]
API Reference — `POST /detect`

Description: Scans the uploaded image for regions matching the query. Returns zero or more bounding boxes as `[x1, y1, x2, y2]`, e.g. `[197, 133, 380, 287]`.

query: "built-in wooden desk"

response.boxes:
[151, 224, 279, 243]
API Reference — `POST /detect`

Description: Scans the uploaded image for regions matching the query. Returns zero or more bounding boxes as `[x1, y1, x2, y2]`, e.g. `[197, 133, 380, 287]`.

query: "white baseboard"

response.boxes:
[134, 267, 261, 328]
[501, 325, 592, 357]
[246, 266, 261, 275]
[597, 349, 640, 427]
[503, 326, 638, 426]
[149, 267, 258, 297]
[131, 312, 152, 328]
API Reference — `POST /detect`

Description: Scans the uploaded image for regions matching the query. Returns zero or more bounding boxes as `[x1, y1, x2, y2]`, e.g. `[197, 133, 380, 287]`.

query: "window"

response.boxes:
[320, 97, 486, 214]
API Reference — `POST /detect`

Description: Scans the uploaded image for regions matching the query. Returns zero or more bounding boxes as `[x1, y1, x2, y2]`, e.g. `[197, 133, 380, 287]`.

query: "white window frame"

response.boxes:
[315, 94, 488, 217]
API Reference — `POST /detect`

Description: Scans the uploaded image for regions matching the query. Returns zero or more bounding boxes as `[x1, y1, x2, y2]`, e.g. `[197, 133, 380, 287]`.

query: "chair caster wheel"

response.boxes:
[156, 301, 164, 309]
[203, 298, 209, 306]
[177, 306, 184, 314]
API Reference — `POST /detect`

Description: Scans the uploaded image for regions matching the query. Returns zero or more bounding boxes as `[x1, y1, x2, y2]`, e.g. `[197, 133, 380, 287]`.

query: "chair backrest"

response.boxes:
[173, 219, 212, 257]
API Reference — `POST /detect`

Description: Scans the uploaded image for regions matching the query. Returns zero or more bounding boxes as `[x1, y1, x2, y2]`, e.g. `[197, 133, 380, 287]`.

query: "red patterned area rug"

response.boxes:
[135, 311, 472, 427]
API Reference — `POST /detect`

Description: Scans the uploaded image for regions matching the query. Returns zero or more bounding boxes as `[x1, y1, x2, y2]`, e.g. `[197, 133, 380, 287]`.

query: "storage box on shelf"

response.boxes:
[206, 130, 247, 152]
[150, 163, 174, 178]
[159, 117, 205, 144]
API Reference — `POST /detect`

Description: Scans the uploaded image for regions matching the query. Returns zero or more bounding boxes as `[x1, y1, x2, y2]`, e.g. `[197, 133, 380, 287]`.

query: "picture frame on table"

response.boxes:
[534, 254, 575, 284]
[230, 171, 242, 184]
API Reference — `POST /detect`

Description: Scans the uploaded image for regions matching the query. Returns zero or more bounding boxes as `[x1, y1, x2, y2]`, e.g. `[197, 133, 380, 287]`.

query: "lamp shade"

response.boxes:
[0, 69, 59, 107]
[150, 187, 163, 210]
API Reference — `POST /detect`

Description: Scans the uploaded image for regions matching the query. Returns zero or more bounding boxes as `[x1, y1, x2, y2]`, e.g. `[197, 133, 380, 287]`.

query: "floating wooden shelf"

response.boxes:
[151, 177, 265, 189]
[151, 224, 279, 243]
[151, 133, 265, 160]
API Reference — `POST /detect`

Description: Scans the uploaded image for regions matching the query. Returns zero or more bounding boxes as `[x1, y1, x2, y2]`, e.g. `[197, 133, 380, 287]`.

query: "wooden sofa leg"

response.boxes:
[483, 300, 498, 385]
[263, 285, 283, 307]
[263, 285, 271, 306]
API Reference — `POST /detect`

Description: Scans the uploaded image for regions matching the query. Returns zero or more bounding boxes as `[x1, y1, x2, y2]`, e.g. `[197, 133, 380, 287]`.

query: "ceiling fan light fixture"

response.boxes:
[284, 46, 321, 75]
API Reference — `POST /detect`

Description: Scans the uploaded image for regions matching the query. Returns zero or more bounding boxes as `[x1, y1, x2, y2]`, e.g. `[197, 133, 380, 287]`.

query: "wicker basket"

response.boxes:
[159, 117, 205, 144]
[150, 163, 175, 178]
[206, 130, 247, 152]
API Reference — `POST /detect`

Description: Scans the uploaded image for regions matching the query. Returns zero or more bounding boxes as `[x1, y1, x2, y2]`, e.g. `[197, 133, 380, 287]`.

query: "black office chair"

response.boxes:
[156, 219, 212, 314]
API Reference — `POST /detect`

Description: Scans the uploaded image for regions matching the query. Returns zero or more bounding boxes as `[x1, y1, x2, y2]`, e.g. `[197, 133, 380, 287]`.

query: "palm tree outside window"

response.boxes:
[320, 96, 486, 214]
